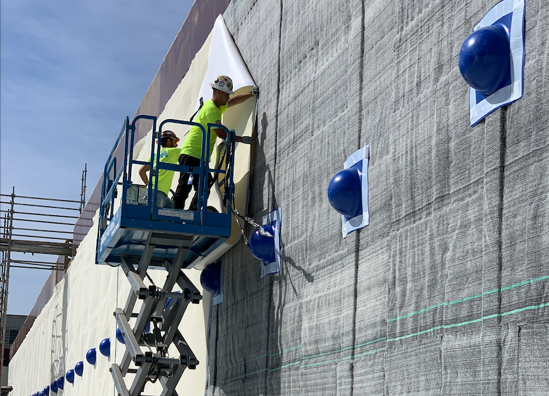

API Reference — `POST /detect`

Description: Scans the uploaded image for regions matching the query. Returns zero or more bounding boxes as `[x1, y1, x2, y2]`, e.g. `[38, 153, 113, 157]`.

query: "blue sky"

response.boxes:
[1, 0, 194, 314]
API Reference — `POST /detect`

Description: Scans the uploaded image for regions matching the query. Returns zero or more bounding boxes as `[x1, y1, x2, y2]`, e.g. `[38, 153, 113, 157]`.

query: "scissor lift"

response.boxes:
[96, 115, 236, 395]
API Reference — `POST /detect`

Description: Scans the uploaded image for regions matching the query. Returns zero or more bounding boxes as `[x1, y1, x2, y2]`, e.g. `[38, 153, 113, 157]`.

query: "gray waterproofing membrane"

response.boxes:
[206, 0, 549, 394]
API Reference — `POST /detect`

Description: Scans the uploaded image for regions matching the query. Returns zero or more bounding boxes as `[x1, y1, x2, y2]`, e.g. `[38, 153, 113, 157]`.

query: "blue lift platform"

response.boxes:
[96, 115, 236, 270]
[95, 115, 237, 395]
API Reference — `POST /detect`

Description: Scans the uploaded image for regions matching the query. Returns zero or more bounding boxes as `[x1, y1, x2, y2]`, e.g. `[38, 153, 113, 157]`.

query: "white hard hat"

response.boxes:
[211, 75, 234, 95]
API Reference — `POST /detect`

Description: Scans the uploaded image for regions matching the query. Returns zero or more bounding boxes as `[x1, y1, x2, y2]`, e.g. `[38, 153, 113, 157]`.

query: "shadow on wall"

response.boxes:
[259, 112, 277, 214]
[50, 284, 68, 391]
[256, 111, 314, 282]
[208, 112, 314, 394]
[205, 112, 279, 394]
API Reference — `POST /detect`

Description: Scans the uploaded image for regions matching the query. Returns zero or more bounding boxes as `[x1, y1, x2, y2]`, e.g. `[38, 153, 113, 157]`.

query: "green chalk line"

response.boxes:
[300, 337, 386, 360]
[246, 345, 302, 362]
[207, 346, 303, 384]
[210, 275, 549, 387]
[211, 337, 386, 385]
[387, 300, 549, 342]
[387, 275, 549, 322]
[300, 347, 387, 368]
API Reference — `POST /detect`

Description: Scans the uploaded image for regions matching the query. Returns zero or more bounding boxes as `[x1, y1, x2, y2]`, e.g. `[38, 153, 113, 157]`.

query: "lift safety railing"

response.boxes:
[97, 115, 237, 244]
[156, 118, 236, 220]
[99, 117, 129, 228]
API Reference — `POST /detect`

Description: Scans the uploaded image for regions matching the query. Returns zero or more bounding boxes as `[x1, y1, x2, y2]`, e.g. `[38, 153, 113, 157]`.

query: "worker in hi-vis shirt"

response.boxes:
[139, 130, 181, 208]
[172, 75, 258, 211]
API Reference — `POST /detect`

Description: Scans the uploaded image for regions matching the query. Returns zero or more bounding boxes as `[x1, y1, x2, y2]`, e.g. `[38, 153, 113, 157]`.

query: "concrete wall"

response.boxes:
[207, 0, 549, 394]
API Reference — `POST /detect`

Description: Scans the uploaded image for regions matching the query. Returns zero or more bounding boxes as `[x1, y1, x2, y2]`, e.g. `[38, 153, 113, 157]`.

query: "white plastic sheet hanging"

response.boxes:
[196, 15, 256, 112]
[187, 14, 258, 270]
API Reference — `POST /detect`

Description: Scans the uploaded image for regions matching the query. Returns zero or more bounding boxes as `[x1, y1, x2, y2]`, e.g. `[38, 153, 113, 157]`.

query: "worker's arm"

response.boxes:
[227, 92, 254, 108]
[213, 119, 227, 139]
[213, 120, 251, 143]
[139, 165, 149, 185]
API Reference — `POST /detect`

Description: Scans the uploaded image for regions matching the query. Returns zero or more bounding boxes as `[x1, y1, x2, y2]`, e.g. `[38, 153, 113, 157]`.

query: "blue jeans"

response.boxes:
[156, 191, 173, 208]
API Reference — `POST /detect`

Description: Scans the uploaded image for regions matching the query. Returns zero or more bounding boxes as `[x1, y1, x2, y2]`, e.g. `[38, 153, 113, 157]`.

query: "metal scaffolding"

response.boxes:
[0, 165, 87, 386]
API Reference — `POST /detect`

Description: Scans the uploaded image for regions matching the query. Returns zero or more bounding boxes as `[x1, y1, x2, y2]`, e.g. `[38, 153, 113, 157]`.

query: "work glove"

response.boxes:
[240, 136, 254, 145]
[251, 86, 259, 97]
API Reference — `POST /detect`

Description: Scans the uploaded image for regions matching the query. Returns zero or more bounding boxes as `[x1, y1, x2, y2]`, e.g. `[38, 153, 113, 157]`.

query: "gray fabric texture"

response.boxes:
[206, 0, 549, 394]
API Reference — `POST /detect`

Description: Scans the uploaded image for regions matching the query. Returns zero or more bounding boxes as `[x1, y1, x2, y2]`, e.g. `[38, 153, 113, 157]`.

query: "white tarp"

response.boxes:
[197, 15, 256, 111]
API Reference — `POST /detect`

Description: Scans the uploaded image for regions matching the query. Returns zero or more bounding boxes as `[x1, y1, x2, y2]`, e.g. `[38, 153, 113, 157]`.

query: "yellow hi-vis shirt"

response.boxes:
[148, 147, 180, 196]
[181, 100, 228, 160]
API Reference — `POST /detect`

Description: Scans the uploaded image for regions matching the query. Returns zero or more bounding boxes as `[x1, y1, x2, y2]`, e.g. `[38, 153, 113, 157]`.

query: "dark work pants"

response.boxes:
[172, 154, 212, 211]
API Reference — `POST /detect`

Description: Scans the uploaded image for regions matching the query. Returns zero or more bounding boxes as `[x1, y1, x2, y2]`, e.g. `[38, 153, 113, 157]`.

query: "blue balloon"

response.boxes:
[75, 360, 84, 376]
[200, 262, 222, 295]
[66, 369, 75, 384]
[43, 386, 49, 395]
[116, 328, 126, 344]
[328, 168, 362, 218]
[99, 338, 111, 357]
[249, 225, 276, 263]
[56, 377, 64, 390]
[86, 348, 97, 365]
[459, 24, 511, 96]
[51, 381, 58, 393]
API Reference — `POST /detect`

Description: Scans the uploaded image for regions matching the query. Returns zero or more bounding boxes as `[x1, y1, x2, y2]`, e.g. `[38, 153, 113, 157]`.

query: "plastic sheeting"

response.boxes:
[196, 15, 256, 112]
[187, 15, 257, 269]
[8, 215, 211, 395]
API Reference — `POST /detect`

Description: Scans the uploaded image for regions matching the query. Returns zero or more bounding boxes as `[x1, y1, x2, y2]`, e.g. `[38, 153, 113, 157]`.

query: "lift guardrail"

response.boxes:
[96, 115, 237, 268]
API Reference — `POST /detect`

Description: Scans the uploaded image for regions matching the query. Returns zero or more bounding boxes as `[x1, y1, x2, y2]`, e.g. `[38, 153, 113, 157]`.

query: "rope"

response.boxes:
[227, 195, 274, 248]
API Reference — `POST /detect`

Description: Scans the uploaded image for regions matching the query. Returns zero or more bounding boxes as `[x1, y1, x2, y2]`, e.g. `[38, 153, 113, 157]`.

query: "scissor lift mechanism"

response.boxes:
[96, 115, 237, 395]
